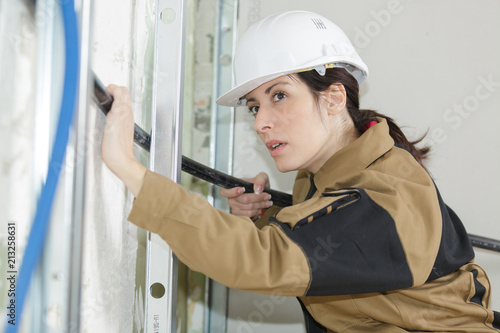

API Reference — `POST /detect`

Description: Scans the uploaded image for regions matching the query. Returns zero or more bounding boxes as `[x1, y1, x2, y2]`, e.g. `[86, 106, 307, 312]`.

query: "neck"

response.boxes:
[338, 117, 359, 150]
[330, 111, 359, 158]
[308, 114, 359, 174]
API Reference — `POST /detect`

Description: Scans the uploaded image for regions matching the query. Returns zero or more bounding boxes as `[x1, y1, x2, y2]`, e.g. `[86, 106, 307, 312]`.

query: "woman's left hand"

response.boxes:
[219, 172, 273, 217]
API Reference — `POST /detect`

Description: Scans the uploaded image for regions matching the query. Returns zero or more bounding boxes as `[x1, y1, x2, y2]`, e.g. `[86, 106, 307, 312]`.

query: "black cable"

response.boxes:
[93, 72, 500, 253]
[180, 155, 292, 206]
[469, 234, 500, 253]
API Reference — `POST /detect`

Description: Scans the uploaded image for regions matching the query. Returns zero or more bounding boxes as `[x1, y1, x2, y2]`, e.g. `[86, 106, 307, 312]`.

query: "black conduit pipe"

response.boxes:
[93, 72, 500, 253]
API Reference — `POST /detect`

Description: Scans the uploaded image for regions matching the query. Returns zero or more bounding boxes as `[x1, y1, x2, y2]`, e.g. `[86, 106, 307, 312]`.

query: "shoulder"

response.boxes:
[270, 188, 415, 295]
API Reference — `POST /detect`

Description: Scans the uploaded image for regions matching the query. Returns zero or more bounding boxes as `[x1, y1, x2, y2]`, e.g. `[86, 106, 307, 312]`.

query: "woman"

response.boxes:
[102, 10, 500, 332]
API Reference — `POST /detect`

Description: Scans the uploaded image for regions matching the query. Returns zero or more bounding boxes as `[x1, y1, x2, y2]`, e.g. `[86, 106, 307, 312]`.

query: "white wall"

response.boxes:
[229, 1, 500, 331]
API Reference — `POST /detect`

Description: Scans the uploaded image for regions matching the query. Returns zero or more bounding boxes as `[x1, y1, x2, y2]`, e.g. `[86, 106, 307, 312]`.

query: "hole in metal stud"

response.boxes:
[150, 282, 166, 299]
[160, 8, 176, 24]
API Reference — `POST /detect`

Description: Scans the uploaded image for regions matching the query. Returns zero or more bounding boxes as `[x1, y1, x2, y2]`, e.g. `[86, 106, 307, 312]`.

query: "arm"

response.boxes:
[101, 86, 311, 296]
[129, 171, 311, 296]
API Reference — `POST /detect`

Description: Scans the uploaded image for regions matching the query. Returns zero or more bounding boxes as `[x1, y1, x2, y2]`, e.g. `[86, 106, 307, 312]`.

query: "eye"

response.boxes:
[273, 91, 286, 102]
[248, 105, 259, 116]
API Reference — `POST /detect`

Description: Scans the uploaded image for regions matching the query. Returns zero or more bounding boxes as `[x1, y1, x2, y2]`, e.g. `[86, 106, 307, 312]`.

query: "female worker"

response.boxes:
[102, 10, 500, 332]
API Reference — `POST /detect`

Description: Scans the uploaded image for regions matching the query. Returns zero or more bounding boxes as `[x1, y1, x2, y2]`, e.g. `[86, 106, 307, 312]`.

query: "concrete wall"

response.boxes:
[229, 1, 500, 331]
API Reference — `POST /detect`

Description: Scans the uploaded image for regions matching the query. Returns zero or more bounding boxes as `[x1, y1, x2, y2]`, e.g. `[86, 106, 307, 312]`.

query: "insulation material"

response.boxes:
[0, 2, 37, 240]
[0, 1, 37, 328]
[78, 1, 156, 331]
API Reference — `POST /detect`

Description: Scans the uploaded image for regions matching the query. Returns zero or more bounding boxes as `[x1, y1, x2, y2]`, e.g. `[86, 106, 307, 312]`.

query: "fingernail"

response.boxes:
[238, 187, 245, 195]
[255, 185, 263, 195]
[266, 201, 273, 207]
[264, 194, 272, 201]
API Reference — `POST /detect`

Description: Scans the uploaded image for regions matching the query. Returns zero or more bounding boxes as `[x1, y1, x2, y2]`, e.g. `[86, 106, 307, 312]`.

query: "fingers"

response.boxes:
[252, 172, 270, 195]
[228, 191, 273, 210]
[101, 85, 137, 177]
[219, 186, 245, 199]
[106, 84, 132, 110]
[227, 191, 273, 217]
[102, 85, 134, 142]
[241, 172, 270, 195]
[219, 173, 274, 217]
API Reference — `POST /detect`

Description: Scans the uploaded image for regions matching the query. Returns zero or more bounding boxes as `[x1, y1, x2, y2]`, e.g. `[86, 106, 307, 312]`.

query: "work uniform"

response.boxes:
[128, 118, 500, 332]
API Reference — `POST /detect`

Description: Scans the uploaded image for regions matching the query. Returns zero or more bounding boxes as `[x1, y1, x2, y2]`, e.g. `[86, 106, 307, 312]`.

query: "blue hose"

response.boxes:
[4, 1, 79, 332]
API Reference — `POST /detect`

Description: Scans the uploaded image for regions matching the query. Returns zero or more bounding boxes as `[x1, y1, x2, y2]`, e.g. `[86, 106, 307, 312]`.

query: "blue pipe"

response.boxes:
[5, 0, 79, 332]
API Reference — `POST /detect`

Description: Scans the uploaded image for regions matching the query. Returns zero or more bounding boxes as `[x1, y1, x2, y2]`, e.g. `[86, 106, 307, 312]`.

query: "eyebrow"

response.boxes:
[246, 81, 290, 103]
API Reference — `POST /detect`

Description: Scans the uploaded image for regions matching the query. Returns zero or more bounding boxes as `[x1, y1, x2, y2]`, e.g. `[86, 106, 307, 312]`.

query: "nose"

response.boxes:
[253, 105, 274, 133]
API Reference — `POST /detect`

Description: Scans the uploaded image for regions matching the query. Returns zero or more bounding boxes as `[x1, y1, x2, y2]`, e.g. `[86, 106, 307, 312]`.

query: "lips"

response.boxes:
[271, 142, 285, 149]
[266, 140, 287, 157]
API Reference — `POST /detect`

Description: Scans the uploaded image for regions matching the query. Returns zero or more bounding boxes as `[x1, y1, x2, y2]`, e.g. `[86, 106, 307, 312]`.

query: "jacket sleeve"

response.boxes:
[128, 171, 311, 296]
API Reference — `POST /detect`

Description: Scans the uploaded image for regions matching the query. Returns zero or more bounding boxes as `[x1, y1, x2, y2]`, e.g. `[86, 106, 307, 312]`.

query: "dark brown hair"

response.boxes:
[296, 68, 430, 167]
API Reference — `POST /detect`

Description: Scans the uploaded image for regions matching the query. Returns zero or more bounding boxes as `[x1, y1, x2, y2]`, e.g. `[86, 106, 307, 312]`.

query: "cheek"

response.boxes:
[298, 109, 329, 138]
[303, 118, 333, 154]
[257, 132, 266, 144]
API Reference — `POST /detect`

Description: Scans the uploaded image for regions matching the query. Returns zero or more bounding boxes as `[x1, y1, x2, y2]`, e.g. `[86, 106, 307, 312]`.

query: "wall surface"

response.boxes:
[0, 2, 37, 331]
[79, 1, 157, 331]
[229, 0, 500, 331]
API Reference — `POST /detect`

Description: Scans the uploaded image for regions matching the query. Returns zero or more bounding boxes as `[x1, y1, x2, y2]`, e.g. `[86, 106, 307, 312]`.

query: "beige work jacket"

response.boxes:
[128, 118, 500, 332]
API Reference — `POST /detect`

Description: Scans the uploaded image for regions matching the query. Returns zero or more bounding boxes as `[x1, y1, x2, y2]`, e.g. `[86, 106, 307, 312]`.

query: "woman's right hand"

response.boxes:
[219, 172, 273, 217]
[101, 84, 147, 197]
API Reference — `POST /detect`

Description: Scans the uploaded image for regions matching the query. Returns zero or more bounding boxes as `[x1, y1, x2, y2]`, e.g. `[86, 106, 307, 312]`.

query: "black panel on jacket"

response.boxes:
[470, 269, 487, 306]
[426, 187, 475, 281]
[272, 188, 413, 296]
[493, 311, 500, 329]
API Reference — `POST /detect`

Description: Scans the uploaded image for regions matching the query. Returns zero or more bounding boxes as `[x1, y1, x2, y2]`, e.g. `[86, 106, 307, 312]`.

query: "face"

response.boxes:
[246, 75, 344, 174]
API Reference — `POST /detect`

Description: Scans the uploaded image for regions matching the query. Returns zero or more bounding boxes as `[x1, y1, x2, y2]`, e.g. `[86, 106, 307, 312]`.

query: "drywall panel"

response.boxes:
[230, 0, 500, 331]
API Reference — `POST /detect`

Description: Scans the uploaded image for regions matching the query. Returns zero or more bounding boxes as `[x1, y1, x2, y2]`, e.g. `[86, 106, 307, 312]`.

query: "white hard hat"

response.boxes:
[216, 10, 369, 107]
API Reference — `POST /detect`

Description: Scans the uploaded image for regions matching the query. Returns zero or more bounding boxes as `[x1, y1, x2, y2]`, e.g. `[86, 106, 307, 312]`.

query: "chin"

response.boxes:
[274, 161, 297, 173]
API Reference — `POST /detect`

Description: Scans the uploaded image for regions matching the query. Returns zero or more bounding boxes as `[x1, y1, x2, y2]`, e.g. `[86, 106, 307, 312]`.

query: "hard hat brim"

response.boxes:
[216, 58, 368, 107]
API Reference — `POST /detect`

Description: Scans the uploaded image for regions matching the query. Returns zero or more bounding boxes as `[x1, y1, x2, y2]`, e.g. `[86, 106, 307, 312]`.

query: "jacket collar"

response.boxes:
[312, 117, 395, 193]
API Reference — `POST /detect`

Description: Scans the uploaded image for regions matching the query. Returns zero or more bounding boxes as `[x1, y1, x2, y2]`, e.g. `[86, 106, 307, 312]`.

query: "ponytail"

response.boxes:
[296, 68, 430, 167]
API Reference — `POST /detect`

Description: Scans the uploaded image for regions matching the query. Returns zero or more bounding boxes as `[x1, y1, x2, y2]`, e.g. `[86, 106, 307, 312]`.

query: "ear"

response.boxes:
[324, 83, 347, 115]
